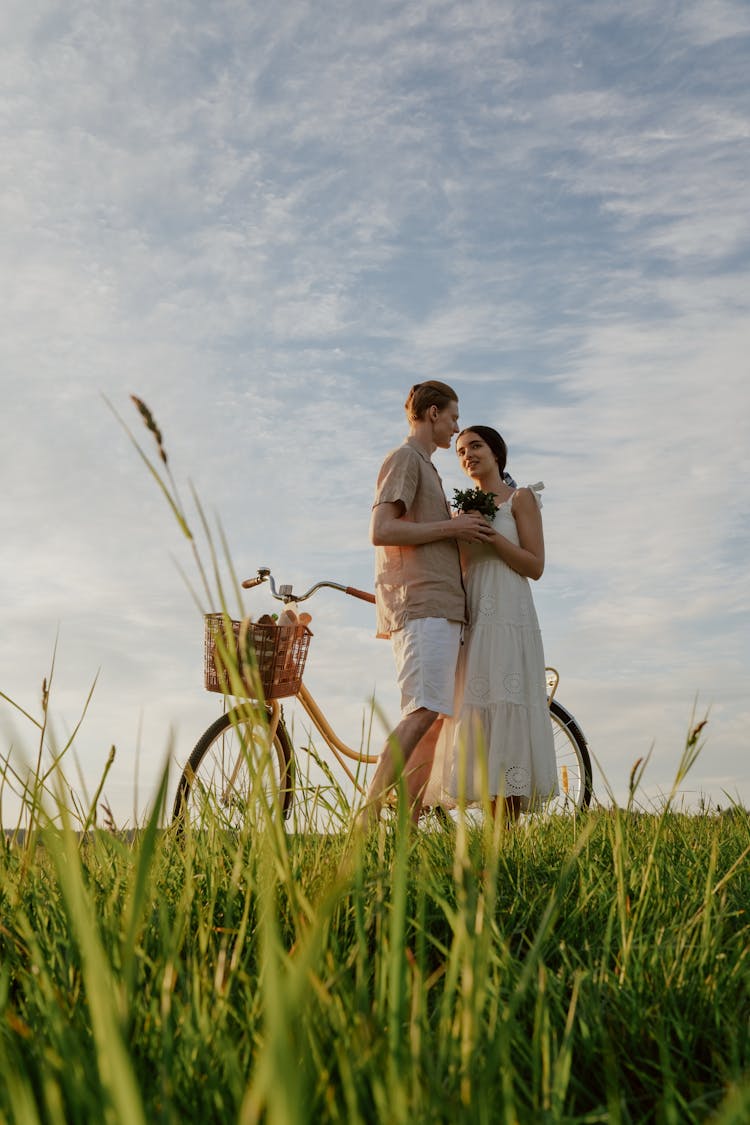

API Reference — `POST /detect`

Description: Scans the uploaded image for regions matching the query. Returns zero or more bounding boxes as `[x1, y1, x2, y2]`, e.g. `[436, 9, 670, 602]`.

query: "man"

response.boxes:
[358, 380, 495, 828]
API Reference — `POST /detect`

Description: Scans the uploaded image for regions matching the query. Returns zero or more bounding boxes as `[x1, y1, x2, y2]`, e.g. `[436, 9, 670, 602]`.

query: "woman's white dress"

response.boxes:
[428, 484, 559, 810]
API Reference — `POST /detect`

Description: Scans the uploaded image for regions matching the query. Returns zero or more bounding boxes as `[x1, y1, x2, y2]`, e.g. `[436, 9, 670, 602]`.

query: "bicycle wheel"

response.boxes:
[548, 698, 593, 811]
[172, 704, 295, 829]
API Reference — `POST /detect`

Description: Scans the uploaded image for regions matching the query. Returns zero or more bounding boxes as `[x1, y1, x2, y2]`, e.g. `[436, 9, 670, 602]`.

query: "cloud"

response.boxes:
[2, 0, 749, 821]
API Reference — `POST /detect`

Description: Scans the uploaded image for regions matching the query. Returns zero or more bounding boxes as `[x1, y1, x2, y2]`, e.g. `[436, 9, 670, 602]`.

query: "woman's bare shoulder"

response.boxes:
[512, 486, 539, 509]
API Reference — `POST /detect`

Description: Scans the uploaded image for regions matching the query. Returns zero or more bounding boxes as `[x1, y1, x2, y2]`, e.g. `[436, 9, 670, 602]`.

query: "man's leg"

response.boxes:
[357, 617, 461, 832]
[357, 706, 438, 829]
[404, 717, 444, 823]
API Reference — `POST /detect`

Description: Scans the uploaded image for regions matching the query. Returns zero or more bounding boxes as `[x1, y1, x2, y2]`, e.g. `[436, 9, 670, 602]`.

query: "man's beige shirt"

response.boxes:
[373, 436, 466, 638]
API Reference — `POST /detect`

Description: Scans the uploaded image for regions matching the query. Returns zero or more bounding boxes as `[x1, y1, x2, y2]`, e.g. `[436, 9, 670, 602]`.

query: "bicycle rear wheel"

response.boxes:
[549, 698, 593, 810]
[172, 704, 295, 830]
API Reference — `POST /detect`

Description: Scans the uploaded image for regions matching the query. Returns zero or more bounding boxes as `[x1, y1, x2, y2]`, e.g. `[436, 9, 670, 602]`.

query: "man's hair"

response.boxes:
[404, 380, 459, 422]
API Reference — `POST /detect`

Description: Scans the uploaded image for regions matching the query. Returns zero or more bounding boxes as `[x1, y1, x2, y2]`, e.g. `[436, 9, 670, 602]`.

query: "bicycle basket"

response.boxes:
[203, 613, 312, 699]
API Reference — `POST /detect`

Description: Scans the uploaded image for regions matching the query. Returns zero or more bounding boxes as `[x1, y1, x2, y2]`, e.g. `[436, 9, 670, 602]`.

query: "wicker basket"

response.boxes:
[203, 613, 312, 699]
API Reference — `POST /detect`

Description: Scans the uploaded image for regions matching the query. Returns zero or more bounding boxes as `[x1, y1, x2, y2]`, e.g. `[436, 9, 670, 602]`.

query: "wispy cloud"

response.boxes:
[1, 0, 748, 820]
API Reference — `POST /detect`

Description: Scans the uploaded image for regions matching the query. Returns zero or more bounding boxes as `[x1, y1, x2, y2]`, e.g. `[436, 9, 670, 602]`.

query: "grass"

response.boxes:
[0, 750, 748, 1123]
[2, 397, 748, 1122]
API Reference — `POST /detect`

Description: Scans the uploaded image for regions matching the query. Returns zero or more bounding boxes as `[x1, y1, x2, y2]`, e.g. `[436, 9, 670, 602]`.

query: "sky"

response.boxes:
[2, 0, 749, 827]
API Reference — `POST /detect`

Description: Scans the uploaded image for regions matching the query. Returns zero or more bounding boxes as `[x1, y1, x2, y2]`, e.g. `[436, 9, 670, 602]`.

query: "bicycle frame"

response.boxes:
[295, 682, 380, 789]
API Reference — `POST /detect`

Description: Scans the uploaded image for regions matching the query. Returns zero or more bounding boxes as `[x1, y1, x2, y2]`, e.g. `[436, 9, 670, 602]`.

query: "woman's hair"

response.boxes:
[405, 380, 458, 422]
[458, 425, 508, 475]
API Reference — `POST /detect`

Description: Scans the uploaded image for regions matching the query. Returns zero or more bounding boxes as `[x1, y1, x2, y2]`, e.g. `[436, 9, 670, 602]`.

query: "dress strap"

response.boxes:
[529, 481, 544, 509]
[510, 481, 545, 510]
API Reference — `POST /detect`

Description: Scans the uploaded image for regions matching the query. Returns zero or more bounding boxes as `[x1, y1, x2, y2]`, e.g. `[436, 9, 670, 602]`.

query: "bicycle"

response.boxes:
[171, 567, 594, 827]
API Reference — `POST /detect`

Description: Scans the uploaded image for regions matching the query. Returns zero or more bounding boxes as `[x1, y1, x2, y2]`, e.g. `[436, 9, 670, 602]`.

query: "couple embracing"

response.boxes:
[359, 379, 558, 829]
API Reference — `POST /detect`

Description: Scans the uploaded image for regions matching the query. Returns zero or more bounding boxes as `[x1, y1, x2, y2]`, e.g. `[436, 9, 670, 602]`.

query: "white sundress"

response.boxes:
[429, 483, 559, 810]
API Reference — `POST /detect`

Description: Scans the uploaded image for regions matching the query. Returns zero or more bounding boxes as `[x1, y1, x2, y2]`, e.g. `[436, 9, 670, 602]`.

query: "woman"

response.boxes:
[429, 425, 558, 822]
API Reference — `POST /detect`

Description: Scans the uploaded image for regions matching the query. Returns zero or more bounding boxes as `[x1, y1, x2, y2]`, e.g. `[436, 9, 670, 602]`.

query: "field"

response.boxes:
[1, 741, 749, 1124]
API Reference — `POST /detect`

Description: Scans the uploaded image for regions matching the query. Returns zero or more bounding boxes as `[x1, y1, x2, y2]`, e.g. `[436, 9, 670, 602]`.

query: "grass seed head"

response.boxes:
[131, 395, 168, 465]
[687, 718, 708, 747]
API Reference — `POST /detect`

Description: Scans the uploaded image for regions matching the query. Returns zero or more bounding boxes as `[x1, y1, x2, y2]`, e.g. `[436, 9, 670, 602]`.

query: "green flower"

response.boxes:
[452, 487, 498, 519]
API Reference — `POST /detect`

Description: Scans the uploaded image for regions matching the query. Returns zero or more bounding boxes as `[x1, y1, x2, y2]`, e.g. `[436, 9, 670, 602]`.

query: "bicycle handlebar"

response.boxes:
[241, 568, 376, 605]
[345, 586, 376, 605]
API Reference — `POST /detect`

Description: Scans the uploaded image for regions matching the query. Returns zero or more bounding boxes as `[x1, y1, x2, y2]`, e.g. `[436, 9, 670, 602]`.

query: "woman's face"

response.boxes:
[456, 431, 497, 478]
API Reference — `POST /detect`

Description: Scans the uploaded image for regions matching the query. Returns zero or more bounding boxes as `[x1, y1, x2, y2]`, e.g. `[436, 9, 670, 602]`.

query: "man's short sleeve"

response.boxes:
[373, 445, 420, 512]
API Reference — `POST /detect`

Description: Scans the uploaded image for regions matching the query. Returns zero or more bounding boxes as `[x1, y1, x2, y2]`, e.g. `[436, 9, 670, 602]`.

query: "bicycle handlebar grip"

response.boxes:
[345, 586, 376, 604]
[242, 576, 266, 589]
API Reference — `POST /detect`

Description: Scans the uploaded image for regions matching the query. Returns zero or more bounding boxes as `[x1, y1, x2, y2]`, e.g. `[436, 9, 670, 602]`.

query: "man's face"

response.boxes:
[431, 401, 460, 449]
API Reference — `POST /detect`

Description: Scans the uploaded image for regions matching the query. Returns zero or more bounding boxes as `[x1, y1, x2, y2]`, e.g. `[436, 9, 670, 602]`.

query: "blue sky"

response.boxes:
[2, 0, 749, 825]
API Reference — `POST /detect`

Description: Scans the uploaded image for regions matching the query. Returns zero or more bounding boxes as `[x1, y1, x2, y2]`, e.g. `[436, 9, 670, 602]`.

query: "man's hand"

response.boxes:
[370, 501, 495, 547]
[451, 511, 496, 542]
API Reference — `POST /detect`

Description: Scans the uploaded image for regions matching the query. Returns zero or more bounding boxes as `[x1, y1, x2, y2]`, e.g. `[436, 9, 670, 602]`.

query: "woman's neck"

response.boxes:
[471, 471, 515, 505]
[472, 470, 503, 494]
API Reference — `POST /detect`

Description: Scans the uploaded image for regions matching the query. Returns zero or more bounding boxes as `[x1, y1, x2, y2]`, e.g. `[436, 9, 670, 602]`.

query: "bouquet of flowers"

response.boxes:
[452, 486, 498, 520]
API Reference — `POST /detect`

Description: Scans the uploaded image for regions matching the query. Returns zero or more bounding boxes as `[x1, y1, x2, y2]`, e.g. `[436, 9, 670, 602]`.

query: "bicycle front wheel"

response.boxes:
[172, 704, 295, 830]
[549, 698, 593, 811]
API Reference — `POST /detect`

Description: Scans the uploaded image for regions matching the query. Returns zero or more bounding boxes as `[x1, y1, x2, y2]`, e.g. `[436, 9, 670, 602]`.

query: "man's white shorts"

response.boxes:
[391, 617, 463, 718]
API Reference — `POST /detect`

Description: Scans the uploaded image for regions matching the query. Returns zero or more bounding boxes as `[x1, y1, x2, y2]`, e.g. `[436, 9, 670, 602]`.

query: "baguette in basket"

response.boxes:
[274, 609, 312, 682]
[236, 608, 312, 699]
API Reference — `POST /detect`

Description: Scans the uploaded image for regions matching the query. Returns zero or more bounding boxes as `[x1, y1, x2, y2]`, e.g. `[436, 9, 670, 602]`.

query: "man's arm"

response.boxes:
[370, 501, 494, 547]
